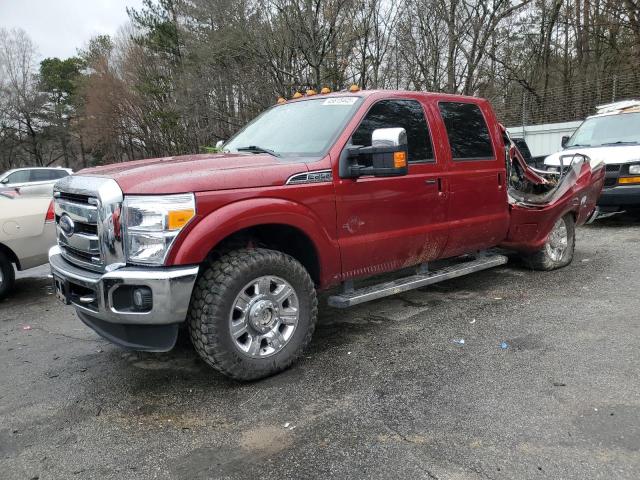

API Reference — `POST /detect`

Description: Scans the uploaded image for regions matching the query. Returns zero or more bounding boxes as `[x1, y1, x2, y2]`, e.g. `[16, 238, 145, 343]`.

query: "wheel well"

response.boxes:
[209, 224, 321, 285]
[0, 242, 20, 270]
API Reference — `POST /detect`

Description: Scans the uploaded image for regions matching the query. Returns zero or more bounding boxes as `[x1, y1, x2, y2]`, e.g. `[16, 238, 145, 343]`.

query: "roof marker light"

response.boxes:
[320, 87, 331, 94]
[306, 89, 317, 96]
[292, 92, 303, 99]
[349, 84, 361, 92]
[277, 97, 286, 104]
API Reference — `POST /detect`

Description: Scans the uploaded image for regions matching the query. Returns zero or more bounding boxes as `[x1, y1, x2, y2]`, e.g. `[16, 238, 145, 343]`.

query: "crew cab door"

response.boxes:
[333, 98, 448, 280]
[433, 100, 510, 257]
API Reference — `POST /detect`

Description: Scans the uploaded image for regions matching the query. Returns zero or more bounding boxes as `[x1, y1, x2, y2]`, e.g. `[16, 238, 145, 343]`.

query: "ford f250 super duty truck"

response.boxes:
[49, 89, 605, 380]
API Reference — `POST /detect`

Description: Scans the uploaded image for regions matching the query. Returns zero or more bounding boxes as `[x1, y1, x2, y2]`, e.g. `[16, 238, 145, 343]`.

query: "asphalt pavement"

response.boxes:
[1, 214, 639, 479]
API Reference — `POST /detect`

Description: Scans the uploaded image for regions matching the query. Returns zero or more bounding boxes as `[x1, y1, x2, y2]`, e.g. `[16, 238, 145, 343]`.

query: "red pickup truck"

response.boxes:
[49, 89, 605, 380]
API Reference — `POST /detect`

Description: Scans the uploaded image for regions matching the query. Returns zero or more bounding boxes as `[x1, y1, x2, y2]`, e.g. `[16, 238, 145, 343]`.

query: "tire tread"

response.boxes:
[187, 248, 317, 381]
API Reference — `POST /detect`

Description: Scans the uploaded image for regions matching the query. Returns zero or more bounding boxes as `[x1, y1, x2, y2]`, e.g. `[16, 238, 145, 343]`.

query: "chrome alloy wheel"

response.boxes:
[545, 217, 569, 262]
[229, 275, 299, 358]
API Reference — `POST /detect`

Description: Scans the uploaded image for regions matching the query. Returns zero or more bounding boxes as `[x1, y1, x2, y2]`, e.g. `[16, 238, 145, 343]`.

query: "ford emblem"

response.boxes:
[59, 214, 75, 237]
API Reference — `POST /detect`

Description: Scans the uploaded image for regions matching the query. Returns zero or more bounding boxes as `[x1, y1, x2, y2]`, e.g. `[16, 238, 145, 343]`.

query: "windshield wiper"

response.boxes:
[600, 141, 639, 146]
[236, 145, 280, 157]
[565, 143, 591, 148]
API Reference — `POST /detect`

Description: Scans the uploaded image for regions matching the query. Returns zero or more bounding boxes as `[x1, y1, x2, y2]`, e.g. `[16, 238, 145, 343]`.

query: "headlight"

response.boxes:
[122, 193, 195, 265]
[629, 164, 640, 175]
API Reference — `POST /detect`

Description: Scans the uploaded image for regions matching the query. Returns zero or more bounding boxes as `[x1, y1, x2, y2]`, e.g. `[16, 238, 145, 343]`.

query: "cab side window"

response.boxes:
[351, 99, 434, 163]
[438, 102, 494, 160]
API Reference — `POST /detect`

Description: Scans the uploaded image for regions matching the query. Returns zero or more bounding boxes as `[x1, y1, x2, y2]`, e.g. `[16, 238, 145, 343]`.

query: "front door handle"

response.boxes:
[424, 179, 437, 185]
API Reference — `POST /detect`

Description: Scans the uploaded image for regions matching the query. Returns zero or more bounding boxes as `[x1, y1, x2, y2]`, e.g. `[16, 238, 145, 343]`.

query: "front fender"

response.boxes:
[166, 197, 341, 288]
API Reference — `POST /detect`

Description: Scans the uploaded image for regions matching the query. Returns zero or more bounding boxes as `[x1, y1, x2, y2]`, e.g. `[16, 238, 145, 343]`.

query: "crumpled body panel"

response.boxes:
[500, 144, 606, 253]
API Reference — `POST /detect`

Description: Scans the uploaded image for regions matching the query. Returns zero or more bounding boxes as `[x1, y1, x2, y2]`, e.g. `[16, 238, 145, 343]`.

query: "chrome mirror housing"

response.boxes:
[372, 127, 407, 148]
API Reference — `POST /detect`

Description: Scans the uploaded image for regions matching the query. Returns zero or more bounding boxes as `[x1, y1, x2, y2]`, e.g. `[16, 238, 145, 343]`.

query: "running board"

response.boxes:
[327, 254, 509, 308]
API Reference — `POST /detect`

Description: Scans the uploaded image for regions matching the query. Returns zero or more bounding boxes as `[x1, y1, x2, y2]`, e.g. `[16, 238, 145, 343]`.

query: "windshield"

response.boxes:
[567, 112, 640, 148]
[224, 97, 363, 158]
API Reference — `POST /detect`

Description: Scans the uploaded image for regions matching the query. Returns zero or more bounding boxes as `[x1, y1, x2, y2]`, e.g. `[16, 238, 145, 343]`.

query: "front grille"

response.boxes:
[54, 193, 103, 271]
[603, 164, 621, 189]
[53, 176, 125, 273]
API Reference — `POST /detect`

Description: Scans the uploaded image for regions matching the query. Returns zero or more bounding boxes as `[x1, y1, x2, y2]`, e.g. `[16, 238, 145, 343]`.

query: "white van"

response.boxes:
[544, 100, 640, 215]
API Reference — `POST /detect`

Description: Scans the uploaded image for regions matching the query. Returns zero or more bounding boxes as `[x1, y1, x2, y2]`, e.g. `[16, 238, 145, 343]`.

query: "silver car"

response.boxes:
[0, 167, 73, 196]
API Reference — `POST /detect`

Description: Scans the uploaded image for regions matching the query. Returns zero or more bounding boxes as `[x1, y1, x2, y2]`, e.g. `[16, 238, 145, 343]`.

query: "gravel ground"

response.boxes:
[1, 213, 639, 480]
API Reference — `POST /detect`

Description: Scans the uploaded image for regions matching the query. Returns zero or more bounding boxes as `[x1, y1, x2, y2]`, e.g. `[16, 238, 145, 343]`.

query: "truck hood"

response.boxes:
[544, 145, 640, 167]
[77, 153, 310, 194]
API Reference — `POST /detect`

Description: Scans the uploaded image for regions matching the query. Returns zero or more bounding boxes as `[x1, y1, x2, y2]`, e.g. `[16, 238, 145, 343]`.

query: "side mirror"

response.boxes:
[0, 178, 9, 184]
[561, 135, 570, 149]
[340, 127, 409, 179]
[215, 140, 225, 150]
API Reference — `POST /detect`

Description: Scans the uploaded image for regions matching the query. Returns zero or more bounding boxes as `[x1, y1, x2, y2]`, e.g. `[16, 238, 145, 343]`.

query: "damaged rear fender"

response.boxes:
[500, 147, 605, 253]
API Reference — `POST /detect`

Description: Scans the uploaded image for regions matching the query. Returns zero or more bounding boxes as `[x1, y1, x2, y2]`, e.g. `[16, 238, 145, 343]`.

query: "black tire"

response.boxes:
[187, 248, 318, 381]
[522, 214, 575, 271]
[0, 250, 15, 300]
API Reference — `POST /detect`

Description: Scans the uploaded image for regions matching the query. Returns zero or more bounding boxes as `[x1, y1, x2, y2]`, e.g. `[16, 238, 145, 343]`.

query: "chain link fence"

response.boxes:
[492, 69, 640, 128]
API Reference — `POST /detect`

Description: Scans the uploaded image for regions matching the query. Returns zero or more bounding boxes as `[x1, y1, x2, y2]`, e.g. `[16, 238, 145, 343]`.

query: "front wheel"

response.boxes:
[0, 250, 15, 300]
[187, 248, 318, 381]
[522, 214, 575, 271]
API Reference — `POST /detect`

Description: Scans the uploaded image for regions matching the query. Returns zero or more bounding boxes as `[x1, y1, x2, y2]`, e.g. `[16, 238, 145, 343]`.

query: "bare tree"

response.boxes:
[0, 28, 46, 166]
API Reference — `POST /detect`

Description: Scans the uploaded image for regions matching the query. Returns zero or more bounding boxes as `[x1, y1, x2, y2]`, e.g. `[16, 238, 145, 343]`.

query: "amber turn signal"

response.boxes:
[618, 176, 640, 185]
[393, 151, 407, 168]
[167, 209, 195, 230]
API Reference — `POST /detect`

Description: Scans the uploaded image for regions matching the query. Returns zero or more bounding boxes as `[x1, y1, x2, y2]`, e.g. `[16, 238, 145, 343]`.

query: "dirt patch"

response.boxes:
[239, 425, 292, 455]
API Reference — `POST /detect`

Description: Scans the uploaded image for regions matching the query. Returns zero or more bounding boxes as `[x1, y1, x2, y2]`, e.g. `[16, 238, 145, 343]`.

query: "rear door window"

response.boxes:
[352, 99, 434, 163]
[31, 170, 52, 181]
[438, 102, 494, 160]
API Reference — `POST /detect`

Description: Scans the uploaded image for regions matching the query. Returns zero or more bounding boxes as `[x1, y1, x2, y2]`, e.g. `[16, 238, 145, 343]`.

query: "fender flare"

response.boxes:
[167, 197, 342, 288]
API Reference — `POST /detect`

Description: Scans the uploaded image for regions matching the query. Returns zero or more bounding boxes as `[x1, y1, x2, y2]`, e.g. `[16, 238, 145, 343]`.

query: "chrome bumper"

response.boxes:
[49, 245, 198, 326]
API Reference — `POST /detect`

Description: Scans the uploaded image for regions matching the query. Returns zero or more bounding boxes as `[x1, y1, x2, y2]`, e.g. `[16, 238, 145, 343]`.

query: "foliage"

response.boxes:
[1, 0, 640, 170]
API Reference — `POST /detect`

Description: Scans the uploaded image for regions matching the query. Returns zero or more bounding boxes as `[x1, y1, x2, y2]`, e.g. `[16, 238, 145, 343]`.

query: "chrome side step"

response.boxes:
[327, 254, 509, 308]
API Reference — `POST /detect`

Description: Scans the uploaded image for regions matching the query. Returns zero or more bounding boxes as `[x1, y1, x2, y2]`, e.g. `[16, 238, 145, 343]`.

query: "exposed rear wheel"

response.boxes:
[188, 248, 317, 381]
[0, 250, 15, 300]
[522, 214, 575, 271]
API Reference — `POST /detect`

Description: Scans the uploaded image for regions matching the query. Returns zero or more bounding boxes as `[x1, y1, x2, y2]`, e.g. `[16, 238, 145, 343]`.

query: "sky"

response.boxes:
[0, 0, 144, 60]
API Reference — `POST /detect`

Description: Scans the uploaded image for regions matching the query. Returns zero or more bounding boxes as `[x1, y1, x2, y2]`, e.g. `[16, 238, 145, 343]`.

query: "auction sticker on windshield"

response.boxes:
[323, 97, 358, 106]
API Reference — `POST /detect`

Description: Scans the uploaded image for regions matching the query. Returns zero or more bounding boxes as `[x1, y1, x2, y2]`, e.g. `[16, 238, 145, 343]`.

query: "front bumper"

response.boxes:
[49, 245, 199, 351]
[597, 184, 640, 209]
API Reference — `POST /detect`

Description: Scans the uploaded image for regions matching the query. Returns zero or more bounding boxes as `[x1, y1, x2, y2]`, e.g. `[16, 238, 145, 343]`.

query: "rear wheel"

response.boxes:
[522, 214, 575, 271]
[188, 248, 317, 381]
[0, 250, 15, 300]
